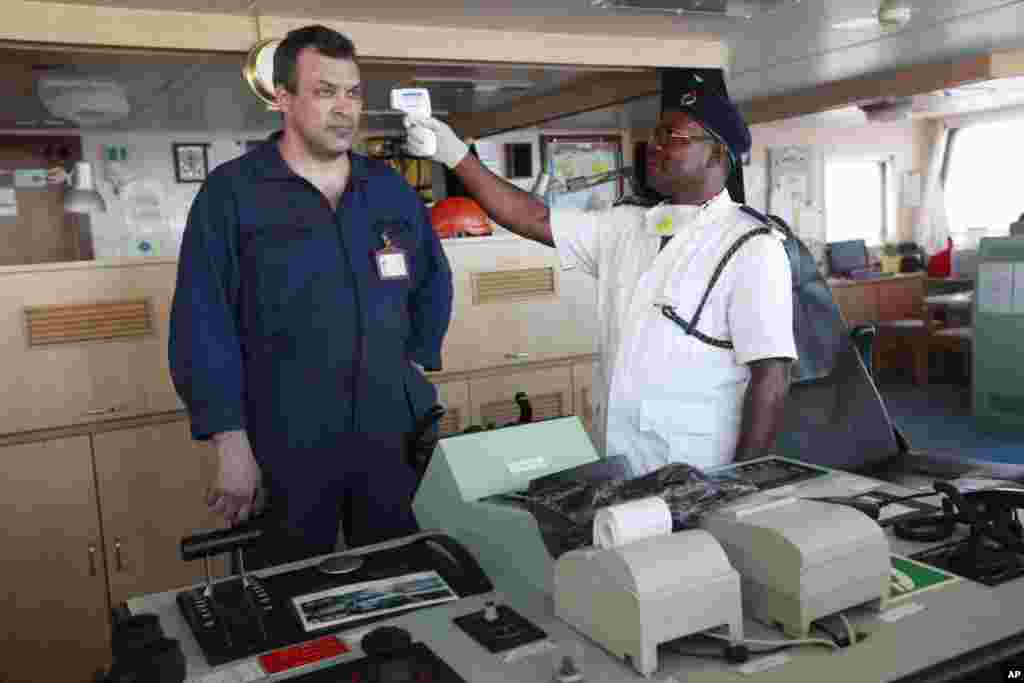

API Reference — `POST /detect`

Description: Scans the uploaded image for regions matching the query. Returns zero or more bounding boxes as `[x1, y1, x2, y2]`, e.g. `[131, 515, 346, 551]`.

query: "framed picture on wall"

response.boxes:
[539, 134, 623, 211]
[172, 143, 209, 183]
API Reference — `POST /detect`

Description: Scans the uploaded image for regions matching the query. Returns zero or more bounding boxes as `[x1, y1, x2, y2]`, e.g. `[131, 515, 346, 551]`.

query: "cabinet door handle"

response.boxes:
[87, 544, 98, 577]
[504, 352, 529, 360]
[84, 406, 118, 416]
[114, 538, 124, 572]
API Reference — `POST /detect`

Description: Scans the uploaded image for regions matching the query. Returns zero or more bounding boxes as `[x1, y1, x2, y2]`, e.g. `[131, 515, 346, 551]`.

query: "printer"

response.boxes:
[412, 416, 603, 596]
[414, 422, 889, 654]
[700, 495, 891, 638]
[554, 527, 743, 678]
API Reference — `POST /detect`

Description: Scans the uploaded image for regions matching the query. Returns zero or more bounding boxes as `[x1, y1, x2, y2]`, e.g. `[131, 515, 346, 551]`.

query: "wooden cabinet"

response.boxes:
[440, 237, 598, 374]
[83, 262, 184, 421]
[0, 260, 182, 436]
[572, 361, 598, 443]
[829, 273, 926, 327]
[0, 252, 601, 683]
[434, 380, 471, 437]
[468, 365, 573, 429]
[830, 282, 876, 328]
[93, 420, 224, 605]
[878, 276, 926, 320]
[0, 420, 227, 682]
[0, 436, 112, 683]
[0, 272, 94, 435]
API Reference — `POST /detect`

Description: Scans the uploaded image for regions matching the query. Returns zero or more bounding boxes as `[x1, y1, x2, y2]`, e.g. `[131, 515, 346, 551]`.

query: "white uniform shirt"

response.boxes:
[551, 190, 797, 474]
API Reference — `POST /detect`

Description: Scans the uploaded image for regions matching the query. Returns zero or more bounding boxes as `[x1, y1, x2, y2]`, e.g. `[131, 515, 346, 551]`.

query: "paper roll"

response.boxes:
[593, 496, 672, 549]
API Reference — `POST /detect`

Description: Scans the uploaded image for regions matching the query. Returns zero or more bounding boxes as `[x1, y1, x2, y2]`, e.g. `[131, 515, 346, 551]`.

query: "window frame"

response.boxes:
[824, 153, 892, 247]
[941, 115, 1024, 243]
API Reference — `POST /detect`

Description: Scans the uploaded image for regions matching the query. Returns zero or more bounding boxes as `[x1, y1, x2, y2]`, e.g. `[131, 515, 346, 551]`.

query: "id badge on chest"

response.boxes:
[376, 232, 409, 281]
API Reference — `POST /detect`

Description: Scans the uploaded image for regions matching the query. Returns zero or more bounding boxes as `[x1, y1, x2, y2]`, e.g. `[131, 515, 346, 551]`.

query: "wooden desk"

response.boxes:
[828, 272, 927, 327]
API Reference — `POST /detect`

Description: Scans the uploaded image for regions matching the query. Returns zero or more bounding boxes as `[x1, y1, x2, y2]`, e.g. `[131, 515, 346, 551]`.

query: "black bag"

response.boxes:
[656, 206, 846, 383]
[491, 462, 760, 558]
[767, 211, 847, 383]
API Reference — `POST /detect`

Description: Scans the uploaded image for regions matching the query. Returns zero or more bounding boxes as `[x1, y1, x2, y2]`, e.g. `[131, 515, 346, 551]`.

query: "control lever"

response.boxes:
[179, 522, 266, 647]
[180, 523, 263, 562]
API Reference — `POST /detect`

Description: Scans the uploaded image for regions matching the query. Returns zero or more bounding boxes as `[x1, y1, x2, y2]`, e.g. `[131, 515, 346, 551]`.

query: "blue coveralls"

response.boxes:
[168, 133, 453, 566]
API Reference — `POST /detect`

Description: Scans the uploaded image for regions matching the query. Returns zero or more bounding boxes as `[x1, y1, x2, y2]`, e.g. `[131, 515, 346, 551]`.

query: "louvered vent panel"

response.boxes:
[473, 268, 555, 304]
[481, 392, 563, 428]
[25, 300, 154, 347]
[439, 408, 462, 437]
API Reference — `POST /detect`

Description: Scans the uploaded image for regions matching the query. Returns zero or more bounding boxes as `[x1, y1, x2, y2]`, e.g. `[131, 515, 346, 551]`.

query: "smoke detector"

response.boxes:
[37, 77, 131, 126]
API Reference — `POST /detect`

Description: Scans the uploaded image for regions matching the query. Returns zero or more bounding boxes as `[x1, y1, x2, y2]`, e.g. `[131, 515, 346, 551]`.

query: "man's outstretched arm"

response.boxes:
[405, 116, 553, 246]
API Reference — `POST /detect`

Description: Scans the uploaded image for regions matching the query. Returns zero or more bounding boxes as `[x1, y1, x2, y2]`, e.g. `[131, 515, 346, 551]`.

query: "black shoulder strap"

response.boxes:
[659, 206, 779, 350]
[738, 205, 775, 228]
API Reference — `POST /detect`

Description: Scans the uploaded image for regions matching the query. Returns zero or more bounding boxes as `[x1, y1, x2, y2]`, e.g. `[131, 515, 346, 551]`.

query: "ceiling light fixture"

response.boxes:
[832, 0, 913, 31]
[590, 0, 801, 20]
[877, 0, 913, 28]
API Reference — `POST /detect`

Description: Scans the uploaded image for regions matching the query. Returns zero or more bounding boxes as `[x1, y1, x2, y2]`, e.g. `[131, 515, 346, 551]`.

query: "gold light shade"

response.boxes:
[243, 38, 282, 110]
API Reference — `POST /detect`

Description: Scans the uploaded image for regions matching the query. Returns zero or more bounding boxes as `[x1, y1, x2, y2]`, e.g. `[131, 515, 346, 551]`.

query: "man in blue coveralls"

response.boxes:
[169, 25, 453, 568]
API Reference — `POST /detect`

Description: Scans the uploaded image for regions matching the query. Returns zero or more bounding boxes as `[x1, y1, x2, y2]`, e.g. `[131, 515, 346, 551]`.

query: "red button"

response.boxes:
[259, 636, 350, 673]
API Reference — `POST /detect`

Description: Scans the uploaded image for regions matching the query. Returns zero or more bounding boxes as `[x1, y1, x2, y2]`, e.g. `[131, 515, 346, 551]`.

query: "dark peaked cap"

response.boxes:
[660, 70, 751, 170]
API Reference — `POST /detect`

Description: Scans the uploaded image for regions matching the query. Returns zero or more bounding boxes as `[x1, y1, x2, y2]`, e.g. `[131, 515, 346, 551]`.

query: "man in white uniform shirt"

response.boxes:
[405, 84, 796, 475]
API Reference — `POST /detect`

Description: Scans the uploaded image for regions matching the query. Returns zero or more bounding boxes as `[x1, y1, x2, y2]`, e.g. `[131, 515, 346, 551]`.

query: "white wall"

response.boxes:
[75, 122, 630, 261]
[80, 129, 276, 259]
[749, 116, 921, 248]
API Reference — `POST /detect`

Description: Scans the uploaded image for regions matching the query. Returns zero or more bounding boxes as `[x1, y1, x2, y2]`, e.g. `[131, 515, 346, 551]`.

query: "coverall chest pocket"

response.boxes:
[242, 221, 341, 336]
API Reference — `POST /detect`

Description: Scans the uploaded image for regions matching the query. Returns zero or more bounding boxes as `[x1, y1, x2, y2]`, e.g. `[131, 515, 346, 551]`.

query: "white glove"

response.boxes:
[208, 429, 264, 525]
[403, 115, 469, 169]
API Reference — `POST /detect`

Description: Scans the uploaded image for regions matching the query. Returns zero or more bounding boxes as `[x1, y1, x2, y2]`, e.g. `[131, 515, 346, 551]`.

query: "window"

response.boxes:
[825, 158, 887, 246]
[943, 117, 1024, 244]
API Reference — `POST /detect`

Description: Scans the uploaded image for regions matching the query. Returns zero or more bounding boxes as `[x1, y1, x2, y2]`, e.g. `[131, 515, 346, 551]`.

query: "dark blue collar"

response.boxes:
[251, 130, 369, 187]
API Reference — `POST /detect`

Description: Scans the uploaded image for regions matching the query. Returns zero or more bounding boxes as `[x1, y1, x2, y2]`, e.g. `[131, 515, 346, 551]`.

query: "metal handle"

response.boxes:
[504, 352, 529, 360]
[88, 544, 98, 577]
[84, 406, 118, 416]
[114, 538, 124, 572]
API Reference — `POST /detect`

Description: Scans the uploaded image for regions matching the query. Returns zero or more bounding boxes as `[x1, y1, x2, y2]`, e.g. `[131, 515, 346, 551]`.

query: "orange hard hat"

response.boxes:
[430, 197, 493, 239]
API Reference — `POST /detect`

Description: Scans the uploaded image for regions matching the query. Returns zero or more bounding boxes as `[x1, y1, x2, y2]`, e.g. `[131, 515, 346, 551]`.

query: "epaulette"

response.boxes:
[738, 205, 789, 240]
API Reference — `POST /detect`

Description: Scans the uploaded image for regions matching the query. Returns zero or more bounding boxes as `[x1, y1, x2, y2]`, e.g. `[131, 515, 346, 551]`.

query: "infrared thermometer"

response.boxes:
[391, 87, 437, 157]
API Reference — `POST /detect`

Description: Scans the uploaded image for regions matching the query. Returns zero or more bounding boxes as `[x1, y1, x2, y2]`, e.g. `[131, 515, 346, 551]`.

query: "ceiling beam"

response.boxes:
[447, 70, 659, 139]
[741, 53, 999, 125]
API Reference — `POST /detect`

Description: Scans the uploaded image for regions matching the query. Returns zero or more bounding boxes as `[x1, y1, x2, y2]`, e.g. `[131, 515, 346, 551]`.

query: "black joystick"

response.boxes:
[362, 626, 417, 682]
